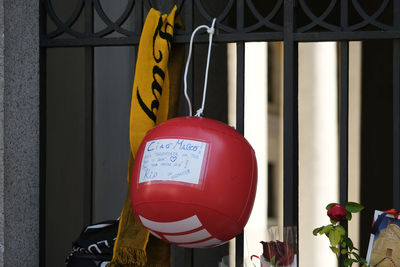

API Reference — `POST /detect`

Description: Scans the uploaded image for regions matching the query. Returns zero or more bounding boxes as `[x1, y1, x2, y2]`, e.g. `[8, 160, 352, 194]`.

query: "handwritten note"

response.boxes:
[139, 138, 207, 184]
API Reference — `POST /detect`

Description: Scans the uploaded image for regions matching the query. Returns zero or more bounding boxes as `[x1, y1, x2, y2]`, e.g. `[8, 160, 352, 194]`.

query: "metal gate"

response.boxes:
[40, 0, 400, 266]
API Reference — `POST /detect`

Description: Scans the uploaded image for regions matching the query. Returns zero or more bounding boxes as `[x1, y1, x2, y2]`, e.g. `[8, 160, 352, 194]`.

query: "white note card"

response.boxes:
[139, 138, 207, 185]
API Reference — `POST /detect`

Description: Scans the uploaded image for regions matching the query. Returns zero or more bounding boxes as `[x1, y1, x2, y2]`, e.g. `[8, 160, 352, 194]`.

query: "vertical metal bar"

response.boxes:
[132, 1, 142, 62]
[84, 48, 94, 225]
[183, 1, 194, 266]
[339, 0, 349, 206]
[137, 0, 143, 31]
[235, 0, 245, 265]
[236, 43, 245, 135]
[235, 42, 245, 267]
[393, 41, 400, 208]
[339, 42, 349, 211]
[283, 0, 299, 229]
[339, 1, 349, 264]
[283, 0, 299, 263]
[187, 0, 194, 107]
[339, 41, 349, 266]
[340, 0, 348, 31]
[394, 0, 400, 28]
[84, 0, 94, 225]
[39, 2, 47, 266]
[393, 41, 400, 209]
[237, 0, 244, 32]
[183, 0, 194, 116]
[393, 0, 400, 210]
[236, 0, 245, 133]
[184, 0, 193, 33]
[183, 247, 193, 267]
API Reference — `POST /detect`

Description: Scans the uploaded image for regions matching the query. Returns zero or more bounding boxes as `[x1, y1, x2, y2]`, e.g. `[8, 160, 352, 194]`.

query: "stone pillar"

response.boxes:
[2, 0, 40, 266]
[298, 42, 338, 267]
[243, 42, 268, 261]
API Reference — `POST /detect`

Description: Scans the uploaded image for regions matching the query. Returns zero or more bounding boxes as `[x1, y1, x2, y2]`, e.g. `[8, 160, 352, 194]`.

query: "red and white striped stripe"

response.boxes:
[139, 215, 222, 248]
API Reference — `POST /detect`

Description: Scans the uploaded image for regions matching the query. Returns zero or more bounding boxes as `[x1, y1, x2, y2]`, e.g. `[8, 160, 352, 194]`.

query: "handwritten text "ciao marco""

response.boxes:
[146, 139, 203, 152]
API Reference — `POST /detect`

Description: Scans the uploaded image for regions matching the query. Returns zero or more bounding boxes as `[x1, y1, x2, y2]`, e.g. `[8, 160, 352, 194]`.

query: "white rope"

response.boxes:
[183, 18, 216, 117]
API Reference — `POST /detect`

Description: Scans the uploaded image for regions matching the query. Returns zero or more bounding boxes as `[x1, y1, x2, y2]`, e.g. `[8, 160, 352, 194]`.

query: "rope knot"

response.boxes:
[195, 108, 204, 117]
[183, 18, 217, 117]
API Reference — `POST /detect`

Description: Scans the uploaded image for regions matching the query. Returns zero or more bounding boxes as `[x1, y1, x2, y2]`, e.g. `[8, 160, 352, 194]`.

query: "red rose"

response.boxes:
[261, 241, 279, 260]
[327, 204, 347, 222]
[261, 240, 295, 266]
[275, 241, 295, 265]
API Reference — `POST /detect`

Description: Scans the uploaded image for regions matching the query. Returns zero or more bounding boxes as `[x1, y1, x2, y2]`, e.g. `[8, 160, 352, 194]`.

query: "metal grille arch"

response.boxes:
[40, 0, 400, 266]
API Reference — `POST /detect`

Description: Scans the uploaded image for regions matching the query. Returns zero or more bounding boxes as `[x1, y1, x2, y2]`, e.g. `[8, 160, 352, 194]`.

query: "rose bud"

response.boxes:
[327, 204, 347, 222]
[261, 241, 279, 261]
[276, 241, 295, 265]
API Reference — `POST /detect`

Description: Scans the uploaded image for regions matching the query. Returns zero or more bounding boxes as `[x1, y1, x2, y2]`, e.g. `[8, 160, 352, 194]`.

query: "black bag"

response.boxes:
[66, 219, 119, 267]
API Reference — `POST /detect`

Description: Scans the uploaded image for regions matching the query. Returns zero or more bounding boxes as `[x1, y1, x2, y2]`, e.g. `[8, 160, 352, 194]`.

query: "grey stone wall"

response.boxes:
[2, 0, 40, 266]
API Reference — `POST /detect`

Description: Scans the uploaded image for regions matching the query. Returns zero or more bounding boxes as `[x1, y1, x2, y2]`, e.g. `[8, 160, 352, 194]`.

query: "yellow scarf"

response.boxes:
[108, 6, 183, 267]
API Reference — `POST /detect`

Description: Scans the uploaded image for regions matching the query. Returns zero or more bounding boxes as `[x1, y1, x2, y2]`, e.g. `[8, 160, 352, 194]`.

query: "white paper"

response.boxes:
[139, 138, 207, 185]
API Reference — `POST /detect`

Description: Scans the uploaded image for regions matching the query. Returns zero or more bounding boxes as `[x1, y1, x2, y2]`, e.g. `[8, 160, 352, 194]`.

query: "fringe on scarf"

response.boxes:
[108, 247, 147, 267]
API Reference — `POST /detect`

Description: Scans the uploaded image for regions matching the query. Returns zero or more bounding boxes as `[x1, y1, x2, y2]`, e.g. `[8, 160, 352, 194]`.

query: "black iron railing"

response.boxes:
[40, 0, 400, 266]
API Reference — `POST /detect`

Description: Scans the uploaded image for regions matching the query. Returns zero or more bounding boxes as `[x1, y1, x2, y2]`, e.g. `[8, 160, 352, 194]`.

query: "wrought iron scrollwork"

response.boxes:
[191, 0, 283, 33]
[93, 0, 136, 37]
[348, 0, 391, 31]
[144, 0, 185, 14]
[194, 0, 237, 33]
[41, 0, 286, 45]
[297, 0, 393, 33]
[42, 0, 139, 41]
[40, 0, 400, 47]
[44, 0, 86, 39]
[297, 0, 340, 32]
[245, 0, 283, 32]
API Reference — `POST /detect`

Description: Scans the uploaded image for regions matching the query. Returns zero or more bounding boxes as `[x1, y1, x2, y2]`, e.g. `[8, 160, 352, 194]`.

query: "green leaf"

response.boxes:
[344, 258, 355, 267]
[313, 226, 324, 236]
[326, 203, 336, 210]
[346, 212, 352, 221]
[330, 246, 340, 255]
[331, 219, 338, 225]
[336, 225, 346, 237]
[361, 264, 368, 267]
[329, 228, 342, 246]
[344, 237, 354, 250]
[341, 249, 348, 255]
[328, 230, 335, 245]
[321, 225, 333, 234]
[345, 202, 364, 213]
[352, 252, 361, 261]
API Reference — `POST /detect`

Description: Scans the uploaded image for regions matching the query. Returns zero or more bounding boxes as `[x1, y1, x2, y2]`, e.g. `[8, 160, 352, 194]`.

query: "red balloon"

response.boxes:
[130, 116, 257, 248]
